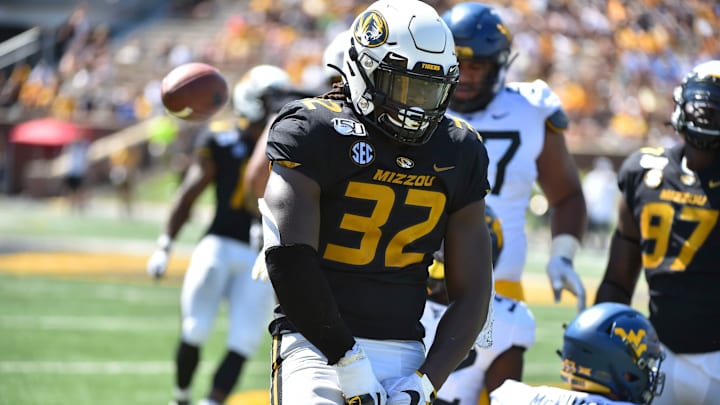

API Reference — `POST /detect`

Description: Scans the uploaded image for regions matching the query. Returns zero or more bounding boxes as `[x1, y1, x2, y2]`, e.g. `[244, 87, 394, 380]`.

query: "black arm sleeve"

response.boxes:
[265, 244, 355, 365]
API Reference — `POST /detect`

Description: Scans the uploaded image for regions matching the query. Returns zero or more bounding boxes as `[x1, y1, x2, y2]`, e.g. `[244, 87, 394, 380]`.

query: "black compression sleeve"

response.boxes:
[265, 244, 355, 365]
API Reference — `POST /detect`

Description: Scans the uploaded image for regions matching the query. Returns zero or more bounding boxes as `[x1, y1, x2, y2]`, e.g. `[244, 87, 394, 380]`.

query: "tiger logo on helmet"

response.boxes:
[343, 0, 459, 145]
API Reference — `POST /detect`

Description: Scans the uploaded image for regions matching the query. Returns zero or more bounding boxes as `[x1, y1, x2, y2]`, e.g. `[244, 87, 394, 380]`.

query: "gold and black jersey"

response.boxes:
[618, 144, 720, 353]
[197, 121, 257, 243]
[266, 98, 490, 341]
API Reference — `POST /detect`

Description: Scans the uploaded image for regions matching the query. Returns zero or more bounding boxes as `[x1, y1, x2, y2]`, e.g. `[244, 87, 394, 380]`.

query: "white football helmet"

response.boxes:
[232, 64, 291, 122]
[343, 0, 459, 145]
[323, 29, 352, 84]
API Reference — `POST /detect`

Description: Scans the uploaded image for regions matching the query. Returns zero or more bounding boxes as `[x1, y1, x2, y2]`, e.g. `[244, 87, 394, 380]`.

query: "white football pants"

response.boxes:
[180, 234, 275, 356]
[271, 332, 425, 404]
[651, 346, 720, 405]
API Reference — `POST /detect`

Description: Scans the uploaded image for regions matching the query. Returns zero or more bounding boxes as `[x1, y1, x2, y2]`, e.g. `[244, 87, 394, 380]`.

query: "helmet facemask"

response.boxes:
[370, 53, 458, 145]
[671, 61, 720, 150]
[608, 318, 666, 404]
[343, 0, 460, 146]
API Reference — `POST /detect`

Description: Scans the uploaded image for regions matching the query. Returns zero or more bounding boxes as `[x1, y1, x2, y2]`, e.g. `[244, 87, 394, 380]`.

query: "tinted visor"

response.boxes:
[374, 65, 456, 111]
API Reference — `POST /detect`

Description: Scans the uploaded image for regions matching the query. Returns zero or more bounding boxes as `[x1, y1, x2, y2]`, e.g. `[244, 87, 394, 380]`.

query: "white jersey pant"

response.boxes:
[180, 234, 275, 356]
[651, 346, 720, 405]
[421, 296, 535, 405]
[271, 332, 425, 404]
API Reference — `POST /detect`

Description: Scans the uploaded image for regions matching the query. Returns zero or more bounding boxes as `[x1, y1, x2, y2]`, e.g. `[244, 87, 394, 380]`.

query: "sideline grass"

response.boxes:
[0, 271, 580, 404]
[0, 197, 648, 404]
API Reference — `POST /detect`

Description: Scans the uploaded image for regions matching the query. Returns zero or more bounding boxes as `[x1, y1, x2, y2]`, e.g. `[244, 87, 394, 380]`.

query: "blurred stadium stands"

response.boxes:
[0, 0, 717, 197]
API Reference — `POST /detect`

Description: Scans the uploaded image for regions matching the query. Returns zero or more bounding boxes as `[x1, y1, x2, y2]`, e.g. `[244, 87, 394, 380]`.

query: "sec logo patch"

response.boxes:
[350, 140, 375, 166]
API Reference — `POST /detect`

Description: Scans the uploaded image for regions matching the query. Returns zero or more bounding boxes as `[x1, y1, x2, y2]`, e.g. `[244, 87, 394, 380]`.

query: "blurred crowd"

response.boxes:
[0, 6, 144, 126]
[0, 0, 718, 153]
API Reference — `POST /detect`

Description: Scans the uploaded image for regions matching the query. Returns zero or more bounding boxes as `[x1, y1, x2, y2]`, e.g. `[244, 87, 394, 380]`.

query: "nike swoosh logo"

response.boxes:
[433, 164, 455, 172]
[491, 112, 508, 119]
[403, 390, 421, 405]
[709, 179, 720, 188]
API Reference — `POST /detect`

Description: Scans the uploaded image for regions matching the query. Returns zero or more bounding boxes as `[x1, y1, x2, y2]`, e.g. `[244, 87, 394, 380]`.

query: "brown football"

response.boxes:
[161, 62, 229, 121]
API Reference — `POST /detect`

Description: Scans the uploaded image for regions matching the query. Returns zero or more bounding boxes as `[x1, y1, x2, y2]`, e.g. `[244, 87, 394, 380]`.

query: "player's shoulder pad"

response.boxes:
[267, 97, 356, 170]
[506, 79, 567, 130]
[619, 146, 669, 177]
[271, 97, 349, 131]
[443, 114, 484, 143]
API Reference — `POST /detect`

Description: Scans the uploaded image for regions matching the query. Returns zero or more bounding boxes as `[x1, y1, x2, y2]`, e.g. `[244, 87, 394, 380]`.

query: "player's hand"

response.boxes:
[546, 256, 586, 312]
[147, 249, 170, 279]
[383, 371, 436, 405]
[250, 251, 269, 282]
[334, 343, 387, 405]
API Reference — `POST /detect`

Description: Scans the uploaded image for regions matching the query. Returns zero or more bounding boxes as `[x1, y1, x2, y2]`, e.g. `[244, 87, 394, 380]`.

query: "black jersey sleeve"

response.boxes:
[265, 100, 330, 185]
[448, 127, 491, 212]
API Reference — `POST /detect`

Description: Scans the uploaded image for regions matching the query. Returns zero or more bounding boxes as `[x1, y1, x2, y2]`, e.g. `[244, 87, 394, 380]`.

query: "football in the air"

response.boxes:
[161, 62, 229, 121]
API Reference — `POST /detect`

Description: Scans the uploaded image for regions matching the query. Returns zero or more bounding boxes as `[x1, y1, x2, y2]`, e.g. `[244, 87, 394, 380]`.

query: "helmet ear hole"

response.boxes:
[624, 371, 639, 383]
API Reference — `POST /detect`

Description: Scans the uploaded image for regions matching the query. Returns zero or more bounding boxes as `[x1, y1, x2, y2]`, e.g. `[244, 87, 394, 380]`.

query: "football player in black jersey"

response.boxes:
[595, 60, 720, 405]
[259, 1, 494, 404]
[146, 65, 293, 405]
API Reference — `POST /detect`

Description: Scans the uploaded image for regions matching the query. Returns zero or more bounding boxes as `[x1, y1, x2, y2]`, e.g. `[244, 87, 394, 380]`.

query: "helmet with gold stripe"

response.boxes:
[561, 302, 665, 404]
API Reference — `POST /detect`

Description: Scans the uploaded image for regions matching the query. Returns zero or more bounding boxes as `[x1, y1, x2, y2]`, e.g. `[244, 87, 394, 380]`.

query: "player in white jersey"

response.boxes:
[423, 206, 536, 405]
[492, 380, 640, 405]
[442, 2, 587, 307]
[491, 302, 665, 405]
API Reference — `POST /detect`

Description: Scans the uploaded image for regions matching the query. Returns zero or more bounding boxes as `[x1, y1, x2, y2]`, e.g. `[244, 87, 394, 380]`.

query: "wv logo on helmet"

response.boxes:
[614, 327, 648, 357]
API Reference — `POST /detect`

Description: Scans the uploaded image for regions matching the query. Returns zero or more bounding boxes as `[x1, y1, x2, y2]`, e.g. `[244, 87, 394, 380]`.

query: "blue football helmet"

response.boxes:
[442, 2, 513, 112]
[561, 302, 665, 404]
[671, 60, 720, 150]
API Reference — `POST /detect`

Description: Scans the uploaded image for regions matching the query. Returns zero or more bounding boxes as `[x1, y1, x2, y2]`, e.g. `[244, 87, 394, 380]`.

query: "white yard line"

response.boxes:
[0, 315, 178, 331]
[0, 360, 268, 375]
[0, 361, 176, 374]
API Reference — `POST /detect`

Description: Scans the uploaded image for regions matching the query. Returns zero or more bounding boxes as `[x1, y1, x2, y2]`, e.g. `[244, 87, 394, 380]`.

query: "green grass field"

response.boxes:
[0, 195, 648, 404]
